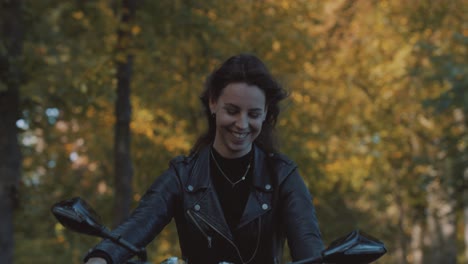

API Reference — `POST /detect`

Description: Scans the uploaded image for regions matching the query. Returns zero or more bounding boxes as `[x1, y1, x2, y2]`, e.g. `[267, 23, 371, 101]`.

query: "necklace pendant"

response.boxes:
[210, 148, 251, 188]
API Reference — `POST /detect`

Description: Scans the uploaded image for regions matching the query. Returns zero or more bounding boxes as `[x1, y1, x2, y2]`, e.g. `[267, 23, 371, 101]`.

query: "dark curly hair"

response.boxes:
[191, 54, 288, 154]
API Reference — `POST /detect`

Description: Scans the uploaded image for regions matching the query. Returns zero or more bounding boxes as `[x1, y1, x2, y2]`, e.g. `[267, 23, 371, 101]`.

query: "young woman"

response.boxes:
[85, 54, 324, 264]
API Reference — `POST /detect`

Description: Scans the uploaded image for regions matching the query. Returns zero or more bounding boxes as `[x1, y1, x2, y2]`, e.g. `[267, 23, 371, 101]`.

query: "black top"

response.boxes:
[210, 147, 253, 231]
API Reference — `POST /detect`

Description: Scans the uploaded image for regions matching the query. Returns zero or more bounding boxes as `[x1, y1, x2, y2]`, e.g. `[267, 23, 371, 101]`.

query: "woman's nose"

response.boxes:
[235, 114, 249, 129]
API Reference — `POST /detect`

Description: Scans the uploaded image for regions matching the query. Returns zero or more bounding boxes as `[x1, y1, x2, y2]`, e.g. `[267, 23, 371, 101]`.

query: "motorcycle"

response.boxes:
[51, 197, 387, 264]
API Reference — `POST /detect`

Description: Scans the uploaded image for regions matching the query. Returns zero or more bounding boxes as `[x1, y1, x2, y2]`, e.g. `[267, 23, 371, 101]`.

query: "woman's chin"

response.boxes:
[226, 142, 252, 155]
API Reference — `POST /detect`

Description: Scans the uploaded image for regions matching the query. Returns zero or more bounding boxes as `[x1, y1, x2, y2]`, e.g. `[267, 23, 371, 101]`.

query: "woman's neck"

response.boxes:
[211, 144, 253, 159]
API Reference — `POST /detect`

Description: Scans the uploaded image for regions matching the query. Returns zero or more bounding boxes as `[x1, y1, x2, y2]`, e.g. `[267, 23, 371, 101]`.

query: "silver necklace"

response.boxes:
[210, 149, 251, 187]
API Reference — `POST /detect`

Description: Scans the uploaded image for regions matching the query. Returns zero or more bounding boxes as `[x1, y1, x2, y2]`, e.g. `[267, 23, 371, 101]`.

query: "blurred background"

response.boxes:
[1, 0, 467, 263]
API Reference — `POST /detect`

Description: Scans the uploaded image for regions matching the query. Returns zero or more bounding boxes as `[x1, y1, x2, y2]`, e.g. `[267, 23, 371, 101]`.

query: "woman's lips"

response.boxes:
[231, 131, 249, 139]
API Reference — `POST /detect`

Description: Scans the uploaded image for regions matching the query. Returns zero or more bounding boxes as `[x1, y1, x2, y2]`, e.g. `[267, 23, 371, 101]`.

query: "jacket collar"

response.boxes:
[184, 144, 274, 192]
[184, 146, 211, 192]
[252, 145, 274, 192]
[184, 144, 275, 230]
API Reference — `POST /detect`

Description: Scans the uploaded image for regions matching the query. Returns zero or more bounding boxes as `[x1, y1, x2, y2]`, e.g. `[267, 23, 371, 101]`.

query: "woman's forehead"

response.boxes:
[218, 83, 266, 106]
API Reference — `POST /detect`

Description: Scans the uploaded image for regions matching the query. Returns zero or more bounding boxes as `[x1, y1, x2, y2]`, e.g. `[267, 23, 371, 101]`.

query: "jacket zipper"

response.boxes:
[187, 209, 261, 264]
[187, 210, 212, 248]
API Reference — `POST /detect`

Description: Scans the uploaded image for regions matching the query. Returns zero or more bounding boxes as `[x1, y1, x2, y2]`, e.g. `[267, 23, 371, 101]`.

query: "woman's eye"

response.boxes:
[249, 112, 261, 118]
[226, 109, 237, 115]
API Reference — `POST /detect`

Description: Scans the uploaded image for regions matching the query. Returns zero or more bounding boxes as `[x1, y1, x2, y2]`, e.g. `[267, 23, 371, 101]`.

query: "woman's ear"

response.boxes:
[209, 97, 217, 114]
[263, 106, 268, 122]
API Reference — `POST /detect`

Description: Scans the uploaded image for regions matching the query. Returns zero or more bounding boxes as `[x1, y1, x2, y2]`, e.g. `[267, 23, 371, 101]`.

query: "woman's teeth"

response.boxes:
[232, 132, 248, 139]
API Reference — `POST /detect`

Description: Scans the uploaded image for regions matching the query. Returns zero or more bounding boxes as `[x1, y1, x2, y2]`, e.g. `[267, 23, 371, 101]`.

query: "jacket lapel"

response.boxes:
[183, 145, 275, 237]
[237, 146, 274, 229]
[184, 146, 234, 241]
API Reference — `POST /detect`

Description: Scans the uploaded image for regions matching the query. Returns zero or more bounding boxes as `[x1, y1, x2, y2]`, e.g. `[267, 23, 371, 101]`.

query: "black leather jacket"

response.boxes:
[85, 145, 324, 264]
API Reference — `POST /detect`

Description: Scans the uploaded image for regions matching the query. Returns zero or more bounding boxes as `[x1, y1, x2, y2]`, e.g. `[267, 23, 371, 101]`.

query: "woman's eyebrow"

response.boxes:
[224, 103, 264, 111]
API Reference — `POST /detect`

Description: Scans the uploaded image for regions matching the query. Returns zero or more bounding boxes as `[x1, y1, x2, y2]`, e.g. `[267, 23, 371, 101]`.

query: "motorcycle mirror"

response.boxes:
[291, 229, 387, 264]
[51, 197, 109, 237]
[322, 229, 387, 263]
[52, 197, 148, 261]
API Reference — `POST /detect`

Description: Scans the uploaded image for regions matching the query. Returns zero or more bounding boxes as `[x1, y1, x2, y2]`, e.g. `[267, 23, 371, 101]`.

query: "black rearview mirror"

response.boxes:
[322, 229, 387, 263]
[51, 197, 148, 261]
[51, 197, 108, 237]
[291, 229, 387, 264]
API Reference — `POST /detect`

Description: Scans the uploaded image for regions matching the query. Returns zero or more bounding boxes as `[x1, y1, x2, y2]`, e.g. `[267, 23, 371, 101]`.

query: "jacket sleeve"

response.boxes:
[280, 168, 324, 261]
[84, 164, 182, 264]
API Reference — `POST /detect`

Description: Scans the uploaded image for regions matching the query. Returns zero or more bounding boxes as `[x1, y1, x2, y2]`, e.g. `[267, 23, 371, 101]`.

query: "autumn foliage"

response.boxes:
[5, 0, 467, 263]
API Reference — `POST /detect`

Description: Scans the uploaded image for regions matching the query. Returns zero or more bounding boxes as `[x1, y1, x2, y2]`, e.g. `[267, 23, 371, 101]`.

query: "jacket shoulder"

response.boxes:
[168, 152, 198, 177]
[267, 152, 296, 167]
[170, 152, 196, 165]
[264, 151, 298, 186]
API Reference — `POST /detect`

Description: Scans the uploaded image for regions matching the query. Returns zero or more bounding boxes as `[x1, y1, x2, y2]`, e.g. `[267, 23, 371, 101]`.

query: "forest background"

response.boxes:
[0, 0, 467, 263]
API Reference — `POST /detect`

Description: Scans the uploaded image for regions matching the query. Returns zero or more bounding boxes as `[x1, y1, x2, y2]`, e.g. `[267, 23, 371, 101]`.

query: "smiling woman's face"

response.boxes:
[209, 82, 267, 158]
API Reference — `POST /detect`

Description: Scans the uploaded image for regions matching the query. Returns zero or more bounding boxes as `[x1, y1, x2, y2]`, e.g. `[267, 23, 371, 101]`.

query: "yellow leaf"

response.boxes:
[72, 11, 84, 20]
[131, 25, 141, 36]
[272, 41, 281, 52]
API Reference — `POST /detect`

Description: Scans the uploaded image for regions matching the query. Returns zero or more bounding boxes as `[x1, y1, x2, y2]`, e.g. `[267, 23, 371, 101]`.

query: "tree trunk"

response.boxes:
[395, 191, 409, 264]
[410, 222, 423, 264]
[424, 171, 457, 264]
[453, 109, 468, 262]
[113, 0, 136, 227]
[464, 167, 468, 262]
[0, 0, 23, 263]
